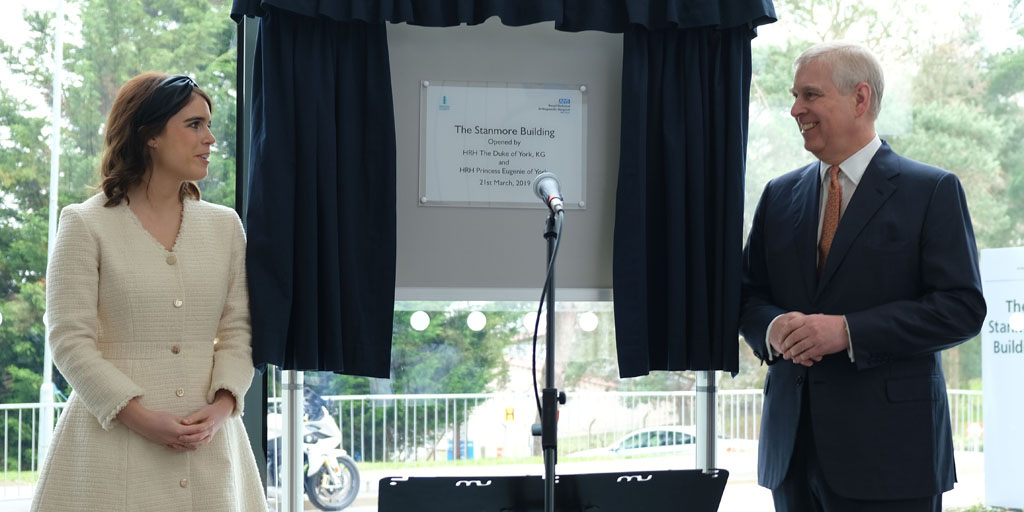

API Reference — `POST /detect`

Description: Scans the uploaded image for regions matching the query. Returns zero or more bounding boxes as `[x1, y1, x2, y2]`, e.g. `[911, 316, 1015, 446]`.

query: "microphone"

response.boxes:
[532, 172, 564, 213]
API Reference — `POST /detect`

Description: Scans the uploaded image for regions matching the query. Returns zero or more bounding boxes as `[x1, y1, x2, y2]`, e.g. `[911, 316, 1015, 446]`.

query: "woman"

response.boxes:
[32, 73, 267, 511]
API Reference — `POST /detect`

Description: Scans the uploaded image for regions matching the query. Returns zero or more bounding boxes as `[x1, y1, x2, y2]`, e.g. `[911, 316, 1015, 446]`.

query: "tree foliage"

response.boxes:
[273, 309, 521, 462]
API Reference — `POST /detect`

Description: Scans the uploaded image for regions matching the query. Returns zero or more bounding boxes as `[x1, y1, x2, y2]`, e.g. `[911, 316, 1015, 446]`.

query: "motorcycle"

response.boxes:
[267, 387, 361, 511]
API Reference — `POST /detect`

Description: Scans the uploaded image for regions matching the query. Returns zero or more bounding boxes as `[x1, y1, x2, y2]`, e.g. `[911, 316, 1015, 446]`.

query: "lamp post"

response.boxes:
[39, 0, 65, 466]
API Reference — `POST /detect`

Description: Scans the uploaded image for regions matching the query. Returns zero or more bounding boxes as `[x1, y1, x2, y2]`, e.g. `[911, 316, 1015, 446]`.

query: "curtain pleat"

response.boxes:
[613, 26, 751, 376]
[232, 0, 775, 31]
[246, 7, 396, 376]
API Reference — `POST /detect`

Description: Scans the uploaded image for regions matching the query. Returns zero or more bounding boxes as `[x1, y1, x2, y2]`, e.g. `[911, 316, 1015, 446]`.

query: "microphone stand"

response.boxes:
[533, 210, 565, 512]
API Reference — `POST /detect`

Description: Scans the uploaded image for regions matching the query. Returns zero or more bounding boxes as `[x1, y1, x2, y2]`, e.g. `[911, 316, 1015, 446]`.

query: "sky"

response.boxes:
[0, 1, 51, 47]
[755, 0, 1023, 49]
[0, 0, 72, 112]
[0, 1, 38, 98]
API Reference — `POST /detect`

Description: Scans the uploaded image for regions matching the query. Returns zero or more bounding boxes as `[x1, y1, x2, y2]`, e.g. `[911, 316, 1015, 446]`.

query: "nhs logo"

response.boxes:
[558, 98, 571, 105]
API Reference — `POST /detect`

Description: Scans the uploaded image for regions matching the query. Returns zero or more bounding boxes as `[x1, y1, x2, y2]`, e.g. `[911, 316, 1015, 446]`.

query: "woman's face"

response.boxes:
[147, 93, 215, 182]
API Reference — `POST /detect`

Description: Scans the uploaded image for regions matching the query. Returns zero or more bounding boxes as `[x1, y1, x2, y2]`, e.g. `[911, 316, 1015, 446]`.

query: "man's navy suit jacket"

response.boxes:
[739, 142, 986, 500]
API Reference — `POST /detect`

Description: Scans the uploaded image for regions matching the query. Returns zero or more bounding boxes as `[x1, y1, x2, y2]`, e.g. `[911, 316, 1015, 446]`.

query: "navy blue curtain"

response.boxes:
[614, 25, 755, 377]
[232, 0, 773, 31]
[231, 0, 774, 377]
[242, 7, 396, 377]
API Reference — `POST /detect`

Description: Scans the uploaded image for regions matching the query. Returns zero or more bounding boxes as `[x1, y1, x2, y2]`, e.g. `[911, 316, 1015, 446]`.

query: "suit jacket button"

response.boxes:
[180, 478, 189, 488]
[176, 388, 185, 397]
[796, 376, 804, 385]
[171, 345, 181, 354]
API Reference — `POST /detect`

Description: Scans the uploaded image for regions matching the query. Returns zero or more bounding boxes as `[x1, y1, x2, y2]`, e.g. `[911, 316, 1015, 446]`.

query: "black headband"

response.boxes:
[133, 74, 198, 133]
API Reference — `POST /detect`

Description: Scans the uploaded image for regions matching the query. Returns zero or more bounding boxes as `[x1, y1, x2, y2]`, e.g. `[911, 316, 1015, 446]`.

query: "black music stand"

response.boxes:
[378, 468, 729, 511]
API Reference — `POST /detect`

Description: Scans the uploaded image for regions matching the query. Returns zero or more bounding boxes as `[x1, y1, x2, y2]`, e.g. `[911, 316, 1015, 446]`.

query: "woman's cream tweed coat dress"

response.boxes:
[32, 194, 267, 512]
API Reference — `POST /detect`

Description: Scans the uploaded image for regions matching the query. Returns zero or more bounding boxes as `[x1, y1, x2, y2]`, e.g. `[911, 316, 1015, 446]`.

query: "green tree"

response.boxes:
[277, 308, 521, 463]
[890, 101, 1011, 248]
[0, 84, 51, 472]
[0, 87, 51, 405]
[780, 0, 918, 53]
[982, 29, 1024, 246]
[386, 309, 518, 460]
[389, 310, 515, 394]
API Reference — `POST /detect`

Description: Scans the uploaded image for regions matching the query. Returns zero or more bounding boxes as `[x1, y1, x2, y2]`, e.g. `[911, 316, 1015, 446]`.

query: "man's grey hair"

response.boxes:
[795, 42, 884, 119]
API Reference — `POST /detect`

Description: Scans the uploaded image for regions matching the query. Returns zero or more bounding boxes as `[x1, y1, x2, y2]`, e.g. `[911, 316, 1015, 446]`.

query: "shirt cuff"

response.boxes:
[844, 315, 855, 362]
[766, 315, 783, 361]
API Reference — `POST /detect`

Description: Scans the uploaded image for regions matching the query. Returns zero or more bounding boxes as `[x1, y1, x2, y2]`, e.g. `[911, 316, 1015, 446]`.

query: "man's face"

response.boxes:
[789, 59, 861, 164]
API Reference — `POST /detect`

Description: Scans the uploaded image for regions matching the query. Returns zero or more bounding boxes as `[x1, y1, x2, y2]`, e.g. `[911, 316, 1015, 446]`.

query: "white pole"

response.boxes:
[39, 0, 64, 466]
[696, 370, 717, 471]
[281, 370, 304, 512]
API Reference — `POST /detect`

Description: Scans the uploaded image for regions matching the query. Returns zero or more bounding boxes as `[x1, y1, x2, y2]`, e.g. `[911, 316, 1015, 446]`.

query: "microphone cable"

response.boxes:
[532, 210, 565, 420]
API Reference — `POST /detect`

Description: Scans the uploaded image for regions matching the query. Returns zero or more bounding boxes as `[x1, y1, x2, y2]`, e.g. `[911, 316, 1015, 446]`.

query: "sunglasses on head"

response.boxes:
[133, 74, 199, 133]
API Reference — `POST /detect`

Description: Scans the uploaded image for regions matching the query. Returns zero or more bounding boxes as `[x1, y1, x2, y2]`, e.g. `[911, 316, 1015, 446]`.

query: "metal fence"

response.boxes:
[948, 389, 984, 452]
[1, 402, 65, 500]
[2, 389, 984, 498]
[264, 388, 984, 464]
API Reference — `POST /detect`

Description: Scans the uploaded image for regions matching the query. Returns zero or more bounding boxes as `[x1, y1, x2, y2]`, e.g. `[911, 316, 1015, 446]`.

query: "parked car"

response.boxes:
[568, 425, 697, 458]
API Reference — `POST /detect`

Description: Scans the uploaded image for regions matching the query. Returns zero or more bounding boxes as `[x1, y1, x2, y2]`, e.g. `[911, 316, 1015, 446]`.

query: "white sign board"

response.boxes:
[419, 82, 586, 208]
[981, 247, 1024, 508]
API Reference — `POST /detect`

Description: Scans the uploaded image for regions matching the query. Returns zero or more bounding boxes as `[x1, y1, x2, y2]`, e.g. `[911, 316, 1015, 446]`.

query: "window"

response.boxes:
[266, 300, 734, 509]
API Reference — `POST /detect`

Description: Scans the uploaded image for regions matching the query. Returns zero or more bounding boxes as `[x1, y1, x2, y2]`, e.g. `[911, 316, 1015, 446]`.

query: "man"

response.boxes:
[740, 42, 986, 512]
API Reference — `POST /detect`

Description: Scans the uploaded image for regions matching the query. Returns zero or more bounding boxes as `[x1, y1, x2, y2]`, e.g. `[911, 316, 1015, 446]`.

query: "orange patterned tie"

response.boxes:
[818, 165, 842, 275]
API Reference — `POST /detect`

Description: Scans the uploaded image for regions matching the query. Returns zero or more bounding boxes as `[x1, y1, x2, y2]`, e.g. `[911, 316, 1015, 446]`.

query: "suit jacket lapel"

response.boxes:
[792, 163, 820, 302]
[816, 143, 900, 295]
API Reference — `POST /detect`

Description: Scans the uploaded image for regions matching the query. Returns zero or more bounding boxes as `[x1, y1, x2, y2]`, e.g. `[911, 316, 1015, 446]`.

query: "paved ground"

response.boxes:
[0, 451, 989, 511]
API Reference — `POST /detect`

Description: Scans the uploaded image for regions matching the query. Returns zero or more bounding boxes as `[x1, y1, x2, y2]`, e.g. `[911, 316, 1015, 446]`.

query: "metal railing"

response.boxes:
[1, 402, 65, 500]
[948, 389, 984, 452]
[264, 389, 983, 464]
[2, 389, 985, 498]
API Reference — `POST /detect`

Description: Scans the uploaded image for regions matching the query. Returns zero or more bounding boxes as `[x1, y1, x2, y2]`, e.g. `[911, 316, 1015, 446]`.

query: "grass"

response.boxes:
[355, 455, 545, 471]
[353, 451, 680, 471]
[0, 470, 38, 485]
[947, 505, 1022, 512]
